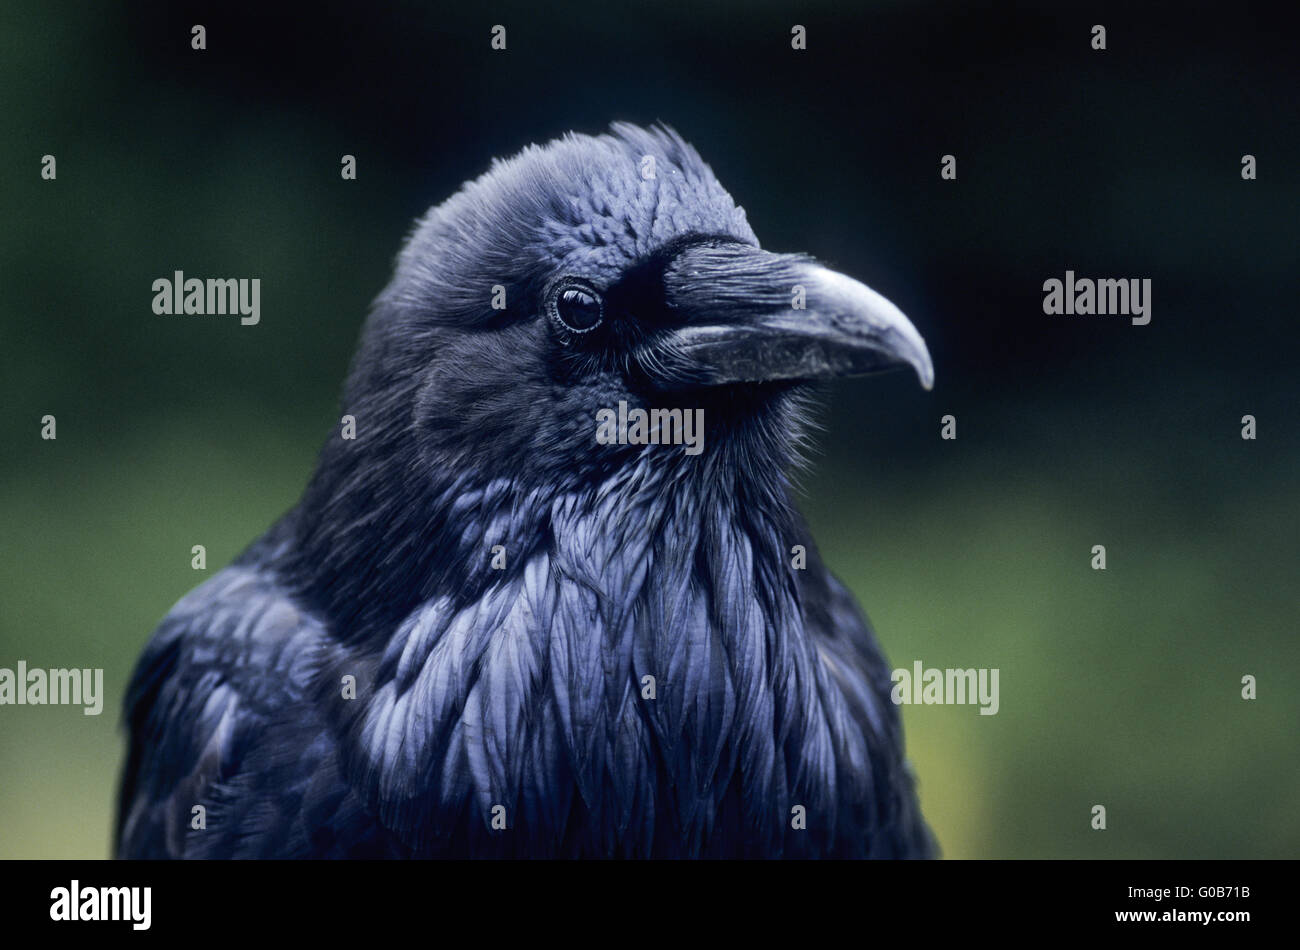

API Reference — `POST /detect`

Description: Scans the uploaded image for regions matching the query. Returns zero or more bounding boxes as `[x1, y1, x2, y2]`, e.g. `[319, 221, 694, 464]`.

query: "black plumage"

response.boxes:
[117, 123, 936, 858]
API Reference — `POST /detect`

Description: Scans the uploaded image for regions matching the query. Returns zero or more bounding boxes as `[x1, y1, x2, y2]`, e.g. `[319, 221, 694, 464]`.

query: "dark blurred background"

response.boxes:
[2, 0, 1296, 858]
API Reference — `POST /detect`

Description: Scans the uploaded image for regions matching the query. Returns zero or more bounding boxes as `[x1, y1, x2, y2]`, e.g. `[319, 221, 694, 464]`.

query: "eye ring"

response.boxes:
[546, 277, 604, 335]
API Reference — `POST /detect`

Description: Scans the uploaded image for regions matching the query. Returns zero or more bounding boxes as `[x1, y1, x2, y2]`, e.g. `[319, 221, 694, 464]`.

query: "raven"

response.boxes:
[117, 123, 936, 858]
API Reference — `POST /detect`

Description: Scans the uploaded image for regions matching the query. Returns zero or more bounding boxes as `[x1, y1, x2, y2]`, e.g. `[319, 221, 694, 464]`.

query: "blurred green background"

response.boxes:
[2, 0, 1296, 858]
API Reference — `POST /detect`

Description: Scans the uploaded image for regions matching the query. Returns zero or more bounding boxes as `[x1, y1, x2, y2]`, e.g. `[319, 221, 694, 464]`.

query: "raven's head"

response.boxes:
[345, 122, 930, 484]
[290, 123, 932, 633]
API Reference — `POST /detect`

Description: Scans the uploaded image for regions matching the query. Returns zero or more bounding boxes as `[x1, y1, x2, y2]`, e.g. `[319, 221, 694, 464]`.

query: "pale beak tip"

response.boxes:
[916, 352, 935, 391]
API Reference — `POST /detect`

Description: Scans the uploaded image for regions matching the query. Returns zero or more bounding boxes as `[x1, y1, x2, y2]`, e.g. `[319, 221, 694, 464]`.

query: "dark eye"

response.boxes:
[548, 279, 603, 334]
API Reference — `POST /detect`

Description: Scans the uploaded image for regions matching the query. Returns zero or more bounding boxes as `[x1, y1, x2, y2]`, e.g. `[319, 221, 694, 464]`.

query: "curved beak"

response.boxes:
[660, 243, 933, 390]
